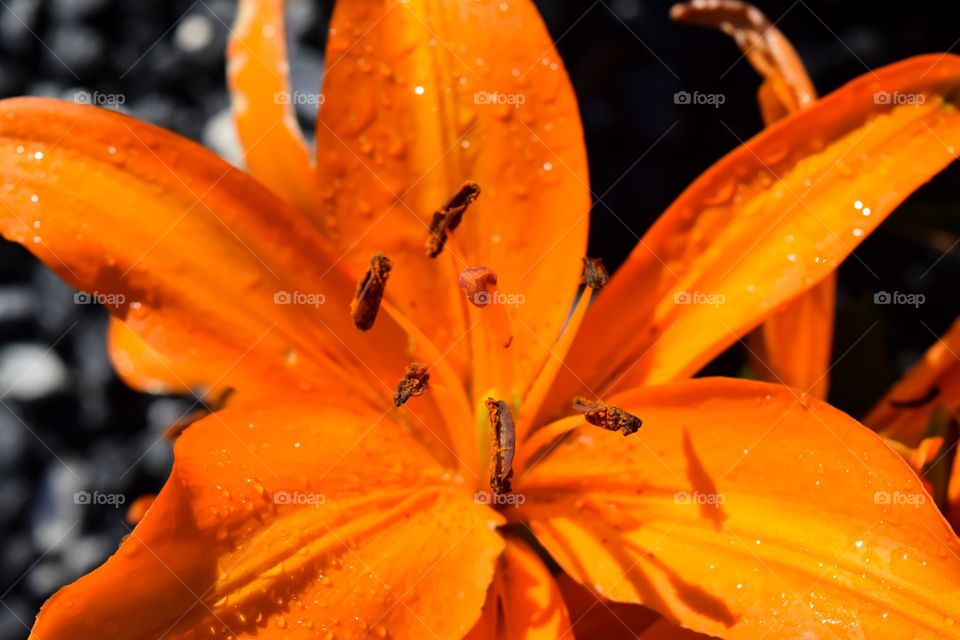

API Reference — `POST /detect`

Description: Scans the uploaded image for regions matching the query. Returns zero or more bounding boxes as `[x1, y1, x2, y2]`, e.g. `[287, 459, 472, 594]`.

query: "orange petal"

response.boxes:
[866, 316, 960, 445]
[536, 54, 960, 422]
[465, 536, 571, 639]
[746, 274, 835, 398]
[315, 0, 590, 398]
[227, 0, 321, 218]
[517, 378, 960, 638]
[32, 393, 505, 640]
[107, 317, 196, 394]
[672, 0, 835, 400]
[0, 98, 421, 409]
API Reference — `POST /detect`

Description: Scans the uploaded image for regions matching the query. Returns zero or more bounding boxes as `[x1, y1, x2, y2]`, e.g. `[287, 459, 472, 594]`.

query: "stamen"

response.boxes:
[165, 387, 235, 441]
[351, 253, 392, 331]
[426, 181, 481, 258]
[573, 396, 642, 436]
[486, 398, 516, 495]
[393, 362, 430, 407]
[581, 257, 609, 290]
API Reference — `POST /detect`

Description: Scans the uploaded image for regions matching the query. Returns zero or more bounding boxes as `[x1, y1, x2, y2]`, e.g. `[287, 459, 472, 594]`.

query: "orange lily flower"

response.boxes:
[3, 0, 960, 638]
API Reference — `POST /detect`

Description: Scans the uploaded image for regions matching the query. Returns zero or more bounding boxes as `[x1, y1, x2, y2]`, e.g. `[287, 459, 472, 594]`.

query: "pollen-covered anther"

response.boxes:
[426, 181, 481, 258]
[458, 266, 498, 308]
[581, 256, 609, 290]
[573, 396, 643, 436]
[486, 398, 516, 496]
[351, 253, 393, 331]
[393, 362, 430, 407]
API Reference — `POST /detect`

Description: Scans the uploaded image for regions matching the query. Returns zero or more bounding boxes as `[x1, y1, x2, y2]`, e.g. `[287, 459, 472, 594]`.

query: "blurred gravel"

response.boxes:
[0, 1, 959, 638]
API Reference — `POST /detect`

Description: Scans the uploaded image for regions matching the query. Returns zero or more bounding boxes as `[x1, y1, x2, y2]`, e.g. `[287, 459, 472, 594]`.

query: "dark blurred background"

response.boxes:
[0, 0, 958, 637]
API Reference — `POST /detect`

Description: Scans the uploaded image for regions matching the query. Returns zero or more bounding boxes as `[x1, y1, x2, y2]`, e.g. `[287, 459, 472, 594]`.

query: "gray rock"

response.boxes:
[0, 286, 35, 323]
[47, 25, 106, 77]
[174, 12, 214, 54]
[202, 107, 244, 166]
[0, 343, 69, 401]
[31, 461, 86, 551]
[0, 0, 41, 52]
[0, 405, 27, 471]
[50, 0, 112, 21]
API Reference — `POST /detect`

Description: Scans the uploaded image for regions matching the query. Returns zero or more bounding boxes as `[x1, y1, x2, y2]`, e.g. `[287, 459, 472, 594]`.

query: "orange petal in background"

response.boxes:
[673, 0, 835, 399]
[517, 378, 960, 638]
[533, 54, 960, 426]
[866, 315, 960, 446]
[315, 0, 590, 401]
[227, 0, 321, 219]
[31, 394, 505, 640]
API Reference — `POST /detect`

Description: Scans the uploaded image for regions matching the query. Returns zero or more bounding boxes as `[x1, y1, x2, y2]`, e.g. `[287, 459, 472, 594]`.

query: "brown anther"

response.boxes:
[394, 362, 430, 407]
[165, 387, 235, 441]
[573, 396, 642, 436]
[426, 181, 481, 258]
[351, 253, 392, 331]
[486, 398, 516, 495]
[581, 257, 609, 290]
[458, 266, 498, 308]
